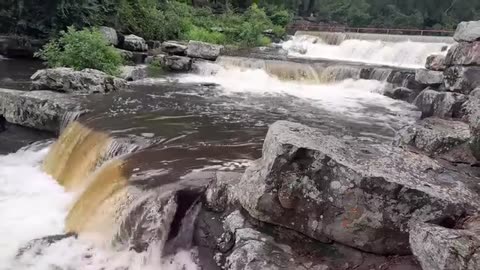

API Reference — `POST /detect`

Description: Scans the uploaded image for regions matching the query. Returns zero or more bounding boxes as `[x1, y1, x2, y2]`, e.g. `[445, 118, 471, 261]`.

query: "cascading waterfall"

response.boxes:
[2, 121, 201, 269]
[282, 34, 451, 68]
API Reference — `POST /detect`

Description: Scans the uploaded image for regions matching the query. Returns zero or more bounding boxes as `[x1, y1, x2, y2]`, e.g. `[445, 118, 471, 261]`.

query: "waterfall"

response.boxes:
[282, 34, 451, 68]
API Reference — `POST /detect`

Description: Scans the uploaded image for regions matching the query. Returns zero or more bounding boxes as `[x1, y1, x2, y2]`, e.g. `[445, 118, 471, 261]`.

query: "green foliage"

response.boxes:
[184, 26, 227, 44]
[36, 26, 123, 75]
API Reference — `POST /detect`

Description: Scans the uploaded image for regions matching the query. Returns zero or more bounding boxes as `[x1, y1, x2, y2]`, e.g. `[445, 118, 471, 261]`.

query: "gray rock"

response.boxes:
[122, 34, 148, 52]
[205, 172, 242, 212]
[413, 89, 466, 118]
[222, 211, 295, 270]
[145, 54, 166, 65]
[394, 117, 470, 156]
[444, 66, 480, 94]
[187, 41, 224, 61]
[425, 54, 446, 71]
[161, 41, 188, 55]
[98, 26, 118, 46]
[415, 69, 444, 85]
[117, 49, 148, 64]
[410, 222, 480, 270]
[0, 88, 83, 132]
[147, 40, 161, 50]
[465, 89, 480, 160]
[120, 65, 148, 81]
[233, 121, 480, 255]
[383, 87, 415, 102]
[445, 42, 480, 66]
[454, 21, 480, 42]
[31, 68, 127, 94]
[163, 56, 192, 72]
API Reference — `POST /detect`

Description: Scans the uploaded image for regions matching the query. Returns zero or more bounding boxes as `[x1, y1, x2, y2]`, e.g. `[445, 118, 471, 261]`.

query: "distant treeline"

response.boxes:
[0, 0, 478, 41]
[265, 0, 480, 30]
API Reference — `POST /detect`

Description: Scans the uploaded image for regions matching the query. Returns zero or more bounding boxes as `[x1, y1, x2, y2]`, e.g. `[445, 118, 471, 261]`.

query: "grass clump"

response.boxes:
[36, 26, 123, 75]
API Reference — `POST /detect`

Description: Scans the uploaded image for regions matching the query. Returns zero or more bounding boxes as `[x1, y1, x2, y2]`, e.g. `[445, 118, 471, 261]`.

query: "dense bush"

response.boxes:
[36, 27, 123, 75]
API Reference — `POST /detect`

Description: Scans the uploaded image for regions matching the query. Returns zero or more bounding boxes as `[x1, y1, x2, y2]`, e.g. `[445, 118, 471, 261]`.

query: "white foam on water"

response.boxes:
[0, 146, 199, 270]
[282, 35, 449, 68]
[176, 63, 417, 122]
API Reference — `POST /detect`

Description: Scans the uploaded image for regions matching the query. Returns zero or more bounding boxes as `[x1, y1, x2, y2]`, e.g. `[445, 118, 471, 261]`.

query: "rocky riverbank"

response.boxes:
[3, 20, 480, 270]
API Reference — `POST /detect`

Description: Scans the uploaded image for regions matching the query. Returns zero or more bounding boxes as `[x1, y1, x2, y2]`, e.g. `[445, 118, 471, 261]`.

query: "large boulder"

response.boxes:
[122, 34, 148, 52]
[187, 41, 224, 61]
[444, 66, 480, 94]
[454, 21, 480, 43]
[394, 117, 470, 156]
[415, 69, 443, 85]
[163, 56, 192, 72]
[410, 221, 480, 270]
[413, 89, 467, 118]
[232, 121, 480, 255]
[30, 68, 127, 94]
[425, 54, 446, 71]
[120, 65, 148, 81]
[0, 88, 83, 132]
[161, 41, 188, 55]
[117, 49, 148, 64]
[98, 26, 118, 46]
[445, 42, 480, 66]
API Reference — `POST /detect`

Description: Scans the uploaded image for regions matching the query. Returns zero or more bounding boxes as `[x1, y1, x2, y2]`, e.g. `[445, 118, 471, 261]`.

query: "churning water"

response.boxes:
[282, 34, 450, 68]
[0, 145, 198, 270]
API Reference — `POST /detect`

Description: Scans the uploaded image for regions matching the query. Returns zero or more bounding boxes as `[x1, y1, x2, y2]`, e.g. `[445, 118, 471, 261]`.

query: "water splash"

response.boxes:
[282, 34, 450, 68]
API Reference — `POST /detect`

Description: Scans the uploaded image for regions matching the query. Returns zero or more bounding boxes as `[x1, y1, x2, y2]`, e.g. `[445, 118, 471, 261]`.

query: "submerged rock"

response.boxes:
[444, 66, 480, 94]
[187, 41, 224, 61]
[122, 34, 148, 52]
[384, 87, 415, 102]
[161, 41, 188, 55]
[445, 42, 480, 66]
[163, 56, 192, 72]
[232, 121, 480, 255]
[0, 88, 83, 132]
[425, 54, 446, 71]
[454, 20, 480, 42]
[394, 117, 470, 156]
[415, 69, 444, 85]
[99, 26, 118, 46]
[410, 221, 480, 270]
[120, 65, 148, 81]
[31, 68, 127, 94]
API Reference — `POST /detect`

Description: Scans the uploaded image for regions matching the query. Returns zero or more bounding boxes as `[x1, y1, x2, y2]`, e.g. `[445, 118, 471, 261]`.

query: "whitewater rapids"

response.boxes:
[282, 34, 450, 68]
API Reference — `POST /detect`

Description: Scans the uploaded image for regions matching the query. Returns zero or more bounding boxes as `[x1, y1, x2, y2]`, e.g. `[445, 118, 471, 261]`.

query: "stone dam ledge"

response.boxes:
[223, 121, 480, 256]
[0, 88, 85, 133]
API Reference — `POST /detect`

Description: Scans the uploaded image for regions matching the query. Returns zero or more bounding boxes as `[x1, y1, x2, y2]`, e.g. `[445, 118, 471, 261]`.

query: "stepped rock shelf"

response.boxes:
[3, 22, 480, 270]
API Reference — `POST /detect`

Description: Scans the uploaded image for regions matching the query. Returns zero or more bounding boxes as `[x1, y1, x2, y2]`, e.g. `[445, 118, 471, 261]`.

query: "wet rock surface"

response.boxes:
[444, 66, 480, 94]
[394, 117, 470, 157]
[425, 54, 446, 71]
[232, 121, 480, 255]
[384, 87, 416, 102]
[413, 89, 467, 118]
[120, 65, 148, 81]
[31, 68, 127, 94]
[445, 42, 480, 66]
[163, 55, 192, 72]
[187, 41, 224, 61]
[415, 69, 444, 85]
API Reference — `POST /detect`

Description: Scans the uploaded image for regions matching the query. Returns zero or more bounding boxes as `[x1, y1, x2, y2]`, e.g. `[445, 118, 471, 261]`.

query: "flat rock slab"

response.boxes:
[187, 41, 224, 61]
[395, 117, 470, 156]
[233, 121, 480, 255]
[0, 88, 84, 132]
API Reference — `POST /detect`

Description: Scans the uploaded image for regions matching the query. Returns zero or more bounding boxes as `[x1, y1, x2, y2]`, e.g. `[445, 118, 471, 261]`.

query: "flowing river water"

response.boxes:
[0, 33, 451, 269]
